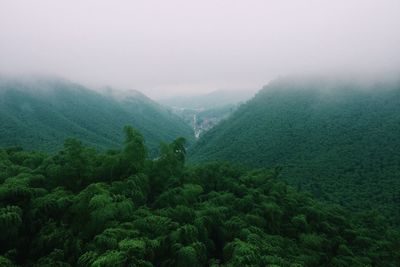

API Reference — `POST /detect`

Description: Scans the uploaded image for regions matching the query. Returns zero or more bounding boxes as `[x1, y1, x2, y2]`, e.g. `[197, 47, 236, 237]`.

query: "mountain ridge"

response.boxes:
[0, 77, 194, 154]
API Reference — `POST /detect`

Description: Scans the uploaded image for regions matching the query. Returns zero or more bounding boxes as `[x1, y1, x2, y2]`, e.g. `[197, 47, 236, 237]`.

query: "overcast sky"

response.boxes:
[0, 0, 399, 97]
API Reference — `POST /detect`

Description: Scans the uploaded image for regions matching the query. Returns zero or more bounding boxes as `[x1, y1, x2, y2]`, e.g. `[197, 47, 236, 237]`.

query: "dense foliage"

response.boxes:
[189, 77, 400, 224]
[1, 126, 399, 266]
[0, 77, 193, 154]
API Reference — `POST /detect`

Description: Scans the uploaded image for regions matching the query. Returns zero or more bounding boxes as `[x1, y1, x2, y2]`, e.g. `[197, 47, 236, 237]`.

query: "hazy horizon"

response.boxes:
[1, 0, 399, 98]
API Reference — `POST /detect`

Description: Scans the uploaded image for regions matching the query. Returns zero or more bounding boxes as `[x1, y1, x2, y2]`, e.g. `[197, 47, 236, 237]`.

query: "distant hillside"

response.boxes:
[159, 89, 256, 110]
[167, 104, 238, 139]
[160, 89, 255, 138]
[189, 76, 400, 224]
[0, 77, 193, 154]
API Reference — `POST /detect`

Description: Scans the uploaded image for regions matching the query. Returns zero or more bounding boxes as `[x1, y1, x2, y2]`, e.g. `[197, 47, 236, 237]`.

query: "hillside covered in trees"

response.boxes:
[1, 126, 399, 266]
[189, 76, 400, 224]
[0, 77, 193, 154]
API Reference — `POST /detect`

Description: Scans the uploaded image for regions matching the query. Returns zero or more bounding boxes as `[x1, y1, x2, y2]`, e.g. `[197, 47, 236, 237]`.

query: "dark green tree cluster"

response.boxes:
[0, 126, 399, 266]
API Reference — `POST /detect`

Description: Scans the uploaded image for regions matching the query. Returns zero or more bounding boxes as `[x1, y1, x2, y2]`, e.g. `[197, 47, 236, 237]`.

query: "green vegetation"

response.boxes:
[189, 77, 400, 224]
[0, 126, 399, 266]
[0, 78, 193, 154]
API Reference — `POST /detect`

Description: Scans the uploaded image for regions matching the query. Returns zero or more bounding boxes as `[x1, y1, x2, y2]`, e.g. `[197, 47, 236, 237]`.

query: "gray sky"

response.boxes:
[0, 0, 399, 98]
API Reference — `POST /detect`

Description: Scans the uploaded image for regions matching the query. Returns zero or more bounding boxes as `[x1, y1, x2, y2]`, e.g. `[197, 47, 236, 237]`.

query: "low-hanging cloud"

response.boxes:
[0, 0, 399, 97]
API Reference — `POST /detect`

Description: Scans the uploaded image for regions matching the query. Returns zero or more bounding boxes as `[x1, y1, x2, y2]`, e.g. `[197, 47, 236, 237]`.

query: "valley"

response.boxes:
[159, 90, 255, 138]
[1, 1, 399, 265]
[1, 75, 400, 266]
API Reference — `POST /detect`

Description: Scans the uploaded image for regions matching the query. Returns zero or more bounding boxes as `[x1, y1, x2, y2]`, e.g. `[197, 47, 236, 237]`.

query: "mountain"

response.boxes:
[0, 77, 193, 154]
[189, 76, 400, 224]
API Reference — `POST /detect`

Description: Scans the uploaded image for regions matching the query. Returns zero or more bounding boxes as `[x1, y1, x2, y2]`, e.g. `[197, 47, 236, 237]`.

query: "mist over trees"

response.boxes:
[1, 0, 400, 266]
[0, 78, 194, 154]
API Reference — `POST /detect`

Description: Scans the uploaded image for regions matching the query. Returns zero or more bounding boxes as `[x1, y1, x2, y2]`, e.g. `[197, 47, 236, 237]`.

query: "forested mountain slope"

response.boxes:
[0, 127, 399, 266]
[189, 76, 400, 224]
[0, 77, 193, 154]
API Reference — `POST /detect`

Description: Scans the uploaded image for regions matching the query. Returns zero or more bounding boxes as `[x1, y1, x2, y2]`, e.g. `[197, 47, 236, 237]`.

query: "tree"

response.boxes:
[121, 126, 147, 176]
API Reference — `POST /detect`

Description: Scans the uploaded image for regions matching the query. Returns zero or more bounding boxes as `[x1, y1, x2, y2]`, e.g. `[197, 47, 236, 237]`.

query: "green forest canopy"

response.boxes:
[0, 126, 399, 266]
[189, 77, 400, 225]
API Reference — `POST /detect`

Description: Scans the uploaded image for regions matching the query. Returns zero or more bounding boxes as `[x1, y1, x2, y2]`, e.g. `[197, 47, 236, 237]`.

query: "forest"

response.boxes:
[0, 126, 399, 266]
[189, 77, 400, 225]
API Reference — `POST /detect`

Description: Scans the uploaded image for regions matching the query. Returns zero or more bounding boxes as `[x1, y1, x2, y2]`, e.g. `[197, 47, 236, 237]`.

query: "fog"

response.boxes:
[0, 0, 399, 98]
